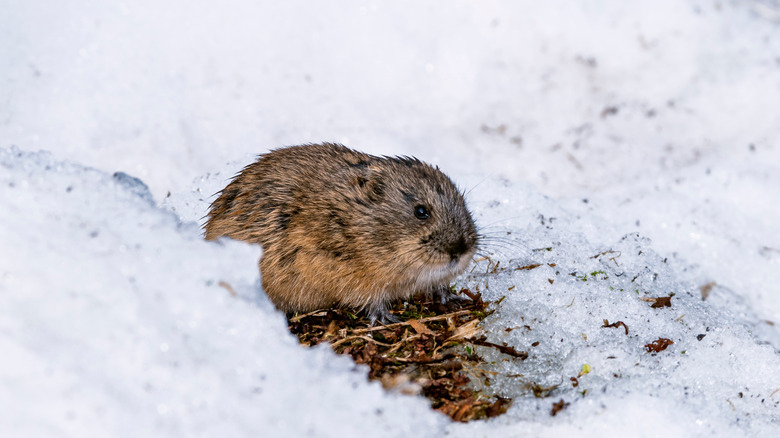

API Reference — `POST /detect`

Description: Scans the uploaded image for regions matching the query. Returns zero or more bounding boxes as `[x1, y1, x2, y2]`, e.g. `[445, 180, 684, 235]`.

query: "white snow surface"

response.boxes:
[2, 0, 780, 437]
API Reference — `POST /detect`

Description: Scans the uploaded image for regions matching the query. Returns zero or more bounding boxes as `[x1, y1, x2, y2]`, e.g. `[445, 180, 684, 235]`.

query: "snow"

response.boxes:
[0, 147, 443, 437]
[2, 0, 780, 437]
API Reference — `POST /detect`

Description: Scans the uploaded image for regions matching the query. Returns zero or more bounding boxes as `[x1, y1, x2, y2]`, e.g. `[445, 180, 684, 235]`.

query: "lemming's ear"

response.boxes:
[349, 165, 385, 201]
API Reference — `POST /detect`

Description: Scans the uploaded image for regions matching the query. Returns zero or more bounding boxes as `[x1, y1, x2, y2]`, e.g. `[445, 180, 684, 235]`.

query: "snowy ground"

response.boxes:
[2, 0, 780, 437]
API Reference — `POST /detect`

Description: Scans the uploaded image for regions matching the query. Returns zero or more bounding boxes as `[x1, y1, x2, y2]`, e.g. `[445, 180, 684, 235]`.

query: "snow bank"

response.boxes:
[447, 179, 780, 436]
[0, 148, 444, 437]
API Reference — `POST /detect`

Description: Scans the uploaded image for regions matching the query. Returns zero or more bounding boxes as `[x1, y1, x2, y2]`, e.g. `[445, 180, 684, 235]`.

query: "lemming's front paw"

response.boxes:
[367, 305, 401, 326]
[431, 286, 471, 305]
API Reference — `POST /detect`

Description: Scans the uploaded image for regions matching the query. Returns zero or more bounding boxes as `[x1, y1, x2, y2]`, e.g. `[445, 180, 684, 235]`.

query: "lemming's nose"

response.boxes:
[446, 235, 469, 261]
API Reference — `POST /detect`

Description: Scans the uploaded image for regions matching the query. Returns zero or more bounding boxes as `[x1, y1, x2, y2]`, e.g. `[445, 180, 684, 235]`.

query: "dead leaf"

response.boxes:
[408, 319, 433, 335]
[645, 338, 674, 353]
[639, 296, 672, 308]
[700, 282, 716, 300]
[551, 399, 569, 416]
[650, 296, 672, 308]
[446, 319, 481, 342]
[529, 382, 559, 398]
[602, 319, 629, 335]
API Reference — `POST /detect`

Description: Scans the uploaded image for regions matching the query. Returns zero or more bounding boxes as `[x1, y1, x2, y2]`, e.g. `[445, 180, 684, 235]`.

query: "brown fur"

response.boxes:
[204, 143, 478, 318]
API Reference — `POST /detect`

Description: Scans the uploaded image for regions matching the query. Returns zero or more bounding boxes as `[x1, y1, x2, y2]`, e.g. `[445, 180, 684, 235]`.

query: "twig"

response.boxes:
[468, 337, 528, 359]
[218, 281, 237, 297]
[379, 352, 459, 364]
[350, 309, 476, 334]
[330, 335, 395, 349]
[288, 308, 330, 323]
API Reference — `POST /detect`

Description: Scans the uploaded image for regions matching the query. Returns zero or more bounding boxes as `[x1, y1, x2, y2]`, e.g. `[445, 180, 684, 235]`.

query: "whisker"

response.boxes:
[462, 177, 488, 199]
[475, 215, 529, 229]
[478, 241, 528, 254]
[392, 248, 428, 282]
[478, 234, 529, 247]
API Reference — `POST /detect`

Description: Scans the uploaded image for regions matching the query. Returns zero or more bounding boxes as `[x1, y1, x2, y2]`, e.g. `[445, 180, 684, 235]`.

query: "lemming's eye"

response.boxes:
[414, 205, 430, 220]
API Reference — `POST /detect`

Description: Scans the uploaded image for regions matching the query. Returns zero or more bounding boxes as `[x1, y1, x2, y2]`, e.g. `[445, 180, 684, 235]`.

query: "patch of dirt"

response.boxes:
[288, 289, 523, 422]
